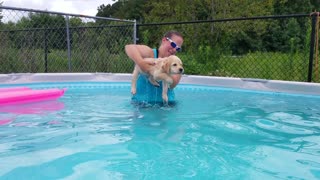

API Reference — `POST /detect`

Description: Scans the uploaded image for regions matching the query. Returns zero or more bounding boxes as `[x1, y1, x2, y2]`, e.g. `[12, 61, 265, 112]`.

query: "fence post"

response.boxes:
[44, 29, 48, 72]
[65, 15, 72, 72]
[137, 24, 140, 44]
[307, 13, 318, 82]
[134, 19, 138, 44]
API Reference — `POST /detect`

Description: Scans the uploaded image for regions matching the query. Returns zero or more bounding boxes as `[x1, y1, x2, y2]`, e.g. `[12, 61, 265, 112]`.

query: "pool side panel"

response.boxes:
[0, 73, 320, 96]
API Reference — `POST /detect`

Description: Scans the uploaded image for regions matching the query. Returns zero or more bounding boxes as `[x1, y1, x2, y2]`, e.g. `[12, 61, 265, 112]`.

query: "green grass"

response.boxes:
[180, 51, 313, 82]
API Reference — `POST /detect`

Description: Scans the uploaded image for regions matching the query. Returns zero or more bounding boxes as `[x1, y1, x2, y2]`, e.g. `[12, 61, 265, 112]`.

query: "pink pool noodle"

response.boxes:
[0, 88, 66, 106]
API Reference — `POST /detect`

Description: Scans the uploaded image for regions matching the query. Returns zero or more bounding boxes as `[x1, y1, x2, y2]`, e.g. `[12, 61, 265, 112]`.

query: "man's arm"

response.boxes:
[170, 74, 181, 89]
[125, 44, 155, 72]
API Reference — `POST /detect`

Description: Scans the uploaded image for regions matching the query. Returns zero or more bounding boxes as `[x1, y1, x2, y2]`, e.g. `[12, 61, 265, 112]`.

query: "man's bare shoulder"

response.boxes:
[127, 44, 154, 58]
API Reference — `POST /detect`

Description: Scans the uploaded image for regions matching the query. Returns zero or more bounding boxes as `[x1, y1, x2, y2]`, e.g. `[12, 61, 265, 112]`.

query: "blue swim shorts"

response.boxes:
[131, 74, 175, 104]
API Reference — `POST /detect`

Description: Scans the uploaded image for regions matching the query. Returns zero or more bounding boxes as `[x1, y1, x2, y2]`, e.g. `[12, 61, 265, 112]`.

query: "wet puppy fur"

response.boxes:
[131, 55, 184, 103]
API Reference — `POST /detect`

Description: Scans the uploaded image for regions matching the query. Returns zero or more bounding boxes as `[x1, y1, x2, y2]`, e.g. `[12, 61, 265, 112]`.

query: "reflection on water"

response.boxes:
[0, 100, 65, 114]
[0, 100, 65, 127]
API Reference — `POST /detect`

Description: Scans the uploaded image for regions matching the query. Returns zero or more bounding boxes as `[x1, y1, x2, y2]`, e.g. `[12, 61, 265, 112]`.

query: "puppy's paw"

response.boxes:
[149, 78, 160, 87]
[151, 81, 160, 87]
[131, 88, 136, 95]
[162, 94, 168, 104]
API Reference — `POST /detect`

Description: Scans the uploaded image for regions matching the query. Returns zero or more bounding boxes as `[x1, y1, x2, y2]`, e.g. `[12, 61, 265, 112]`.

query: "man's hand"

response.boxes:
[144, 58, 156, 65]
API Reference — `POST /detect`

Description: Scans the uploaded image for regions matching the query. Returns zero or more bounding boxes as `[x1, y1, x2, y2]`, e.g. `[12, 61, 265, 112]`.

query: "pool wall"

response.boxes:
[1, 73, 320, 96]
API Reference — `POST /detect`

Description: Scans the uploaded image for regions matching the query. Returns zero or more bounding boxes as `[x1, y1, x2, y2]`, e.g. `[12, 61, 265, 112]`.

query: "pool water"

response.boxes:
[0, 82, 320, 179]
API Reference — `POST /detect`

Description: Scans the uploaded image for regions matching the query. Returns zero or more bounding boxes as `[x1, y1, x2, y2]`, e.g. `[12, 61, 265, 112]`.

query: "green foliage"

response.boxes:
[1, 47, 311, 82]
[274, 0, 313, 14]
[0, 47, 46, 73]
[95, 0, 318, 55]
[96, 0, 144, 23]
[304, 19, 312, 55]
[69, 17, 83, 27]
[176, 49, 309, 82]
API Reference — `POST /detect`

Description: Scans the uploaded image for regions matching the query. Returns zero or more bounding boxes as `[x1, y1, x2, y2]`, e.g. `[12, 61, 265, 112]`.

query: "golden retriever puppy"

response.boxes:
[131, 55, 184, 103]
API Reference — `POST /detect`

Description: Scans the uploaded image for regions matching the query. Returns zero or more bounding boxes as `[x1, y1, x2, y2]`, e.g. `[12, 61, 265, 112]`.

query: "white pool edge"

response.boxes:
[0, 73, 320, 96]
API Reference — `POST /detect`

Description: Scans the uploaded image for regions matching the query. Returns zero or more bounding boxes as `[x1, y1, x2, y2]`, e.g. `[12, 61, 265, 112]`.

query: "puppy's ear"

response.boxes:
[162, 59, 171, 74]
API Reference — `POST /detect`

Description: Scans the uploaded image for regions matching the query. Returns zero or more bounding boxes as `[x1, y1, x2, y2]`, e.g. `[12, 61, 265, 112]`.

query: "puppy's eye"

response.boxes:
[173, 63, 177, 66]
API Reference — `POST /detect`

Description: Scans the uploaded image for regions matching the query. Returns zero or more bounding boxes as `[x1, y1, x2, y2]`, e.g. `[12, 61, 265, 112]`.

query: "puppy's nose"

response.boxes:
[179, 68, 184, 73]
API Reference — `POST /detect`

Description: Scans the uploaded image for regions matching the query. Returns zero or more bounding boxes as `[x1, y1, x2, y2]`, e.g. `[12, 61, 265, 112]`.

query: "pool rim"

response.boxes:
[0, 73, 320, 96]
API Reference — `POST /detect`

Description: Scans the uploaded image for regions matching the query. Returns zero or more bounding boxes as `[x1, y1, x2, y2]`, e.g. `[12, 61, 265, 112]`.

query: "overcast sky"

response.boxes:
[2, 0, 115, 16]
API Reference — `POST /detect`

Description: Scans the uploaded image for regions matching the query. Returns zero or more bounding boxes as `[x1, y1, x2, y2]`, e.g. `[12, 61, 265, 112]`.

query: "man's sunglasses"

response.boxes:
[166, 37, 181, 52]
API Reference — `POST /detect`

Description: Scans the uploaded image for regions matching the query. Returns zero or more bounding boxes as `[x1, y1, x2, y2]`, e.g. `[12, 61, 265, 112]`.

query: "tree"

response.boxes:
[94, 0, 318, 55]
[13, 13, 67, 50]
[96, 0, 144, 22]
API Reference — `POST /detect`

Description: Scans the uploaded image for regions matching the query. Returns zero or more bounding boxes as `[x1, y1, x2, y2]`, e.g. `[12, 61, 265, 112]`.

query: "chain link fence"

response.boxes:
[0, 6, 319, 83]
[136, 14, 319, 83]
[0, 6, 136, 73]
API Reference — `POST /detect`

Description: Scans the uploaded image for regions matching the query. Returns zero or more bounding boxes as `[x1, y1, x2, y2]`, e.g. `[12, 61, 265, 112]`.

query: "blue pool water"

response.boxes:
[0, 82, 320, 179]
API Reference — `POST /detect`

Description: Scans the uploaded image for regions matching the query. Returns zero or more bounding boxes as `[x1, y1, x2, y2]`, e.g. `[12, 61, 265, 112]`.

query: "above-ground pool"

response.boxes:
[0, 73, 320, 179]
